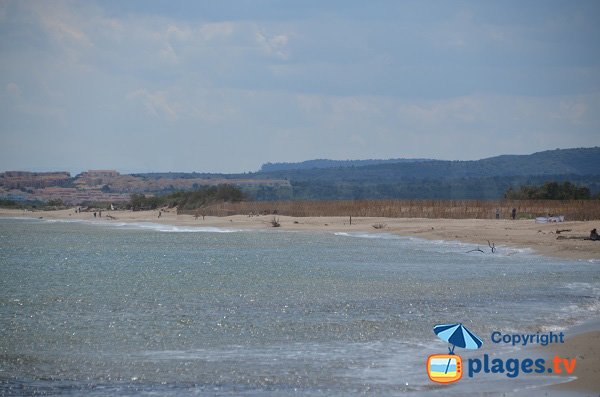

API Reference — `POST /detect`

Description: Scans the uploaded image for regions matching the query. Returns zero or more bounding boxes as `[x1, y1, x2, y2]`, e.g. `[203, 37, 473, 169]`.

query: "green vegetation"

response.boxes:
[0, 198, 58, 209]
[79, 201, 119, 210]
[2, 147, 599, 204]
[504, 181, 593, 200]
[0, 198, 20, 208]
[254, 147, 600, 182]
[129, 185, 245, 211]
[46, 199, 66, 207]
[242, 175, 598, 201]
[246, 147, 600, 200]
[120, 148, 600, 200]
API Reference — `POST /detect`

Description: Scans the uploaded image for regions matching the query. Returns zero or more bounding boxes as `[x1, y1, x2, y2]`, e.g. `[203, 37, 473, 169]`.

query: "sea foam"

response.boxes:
[3, 216, 244, 233]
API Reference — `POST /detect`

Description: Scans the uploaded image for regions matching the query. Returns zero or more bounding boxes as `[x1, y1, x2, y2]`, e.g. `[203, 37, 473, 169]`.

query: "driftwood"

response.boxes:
[467, 241, 496, 253]
[555, 229, 572, 234]
[556, 235, 586, 240]
[466, 248, 485, 253]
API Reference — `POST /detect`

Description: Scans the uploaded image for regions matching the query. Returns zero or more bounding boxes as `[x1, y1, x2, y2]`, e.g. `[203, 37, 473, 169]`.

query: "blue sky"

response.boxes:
[1, 0, 599, 174]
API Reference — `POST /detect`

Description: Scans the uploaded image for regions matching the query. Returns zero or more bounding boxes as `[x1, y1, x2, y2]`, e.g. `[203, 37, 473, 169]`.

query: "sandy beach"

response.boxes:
[539, 330, 600, 394]
[2, 207, 599, 261]
[2, 208, 599, 394]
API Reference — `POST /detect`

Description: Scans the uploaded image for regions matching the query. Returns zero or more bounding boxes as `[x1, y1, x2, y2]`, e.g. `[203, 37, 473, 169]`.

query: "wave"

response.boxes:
[333, 232, 403, 240]
[333, 231, 535, 258]
[0, 216, 244, 233]
[113, 222, 244, 233]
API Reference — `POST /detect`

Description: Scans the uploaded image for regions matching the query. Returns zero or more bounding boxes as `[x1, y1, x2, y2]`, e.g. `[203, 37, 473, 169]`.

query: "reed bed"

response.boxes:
[179, 199, 600, 221]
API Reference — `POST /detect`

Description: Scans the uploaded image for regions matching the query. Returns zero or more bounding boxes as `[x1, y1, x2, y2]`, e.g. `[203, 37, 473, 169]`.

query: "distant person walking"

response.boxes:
[93, 212, 97, 218]
[511, 208, 517, 220]
[495, 208, 500, 220]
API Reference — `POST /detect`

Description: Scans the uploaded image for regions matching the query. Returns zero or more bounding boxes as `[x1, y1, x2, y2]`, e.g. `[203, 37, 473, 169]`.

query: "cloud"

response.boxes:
[1, 1, 599, 173]
[198, 22, 234, 40]
[29, 1, 94, 48]
[255, 30, 290, 59]
[127, 89, 180, 120]
[282, 91, 600, 161]
[557, 99, 588, 123]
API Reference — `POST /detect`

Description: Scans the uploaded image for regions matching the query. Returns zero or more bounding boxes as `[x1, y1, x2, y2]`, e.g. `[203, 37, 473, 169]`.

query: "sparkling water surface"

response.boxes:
[0, 218, 598, 395]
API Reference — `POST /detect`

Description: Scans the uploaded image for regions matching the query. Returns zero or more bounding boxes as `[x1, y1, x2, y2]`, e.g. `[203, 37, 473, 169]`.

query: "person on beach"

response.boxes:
[495, 208, 500, 219]
[158, 210, 161, 218]
[591, 229, 599, 241]
[93, 212, 96, 218]
[511, 208, 516, 220]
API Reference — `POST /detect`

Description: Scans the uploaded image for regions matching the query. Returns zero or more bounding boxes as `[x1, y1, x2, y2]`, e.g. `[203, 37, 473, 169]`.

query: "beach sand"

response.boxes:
[1, 207, 599, 393]
[538, 330, 600, 394]
[2, 207, 599, 261]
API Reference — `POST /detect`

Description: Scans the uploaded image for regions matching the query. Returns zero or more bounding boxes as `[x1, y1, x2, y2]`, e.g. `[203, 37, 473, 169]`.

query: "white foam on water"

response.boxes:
[562, 282, 600, 295]
[333, 231, 537, 259]
[388, 239, 534, 261]
[333, 231, 402, 240]
[0, 216, 42, 221]
[114, 222, 244, 233]
[1, 216, 245, 233]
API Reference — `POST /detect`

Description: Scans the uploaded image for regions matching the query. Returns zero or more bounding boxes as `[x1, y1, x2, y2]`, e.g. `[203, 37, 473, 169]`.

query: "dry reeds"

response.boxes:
[179, 199, 600, 221]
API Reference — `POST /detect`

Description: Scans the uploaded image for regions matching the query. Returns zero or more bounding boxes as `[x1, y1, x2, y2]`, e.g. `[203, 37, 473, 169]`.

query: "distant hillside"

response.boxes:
[246, 147, 600, 200]
[255, 148, 600, 181]
[2, 147, 599, 203]
[260, 158, 432, 172]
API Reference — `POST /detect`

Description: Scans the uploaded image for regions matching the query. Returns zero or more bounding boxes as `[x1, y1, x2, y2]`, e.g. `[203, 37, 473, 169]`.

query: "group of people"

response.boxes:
[496, 208, 518, 220]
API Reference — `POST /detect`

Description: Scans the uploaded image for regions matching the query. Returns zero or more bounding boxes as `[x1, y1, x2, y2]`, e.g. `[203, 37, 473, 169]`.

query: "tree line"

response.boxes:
[129, 185, 245, 211]
[504, 181, 595, 200]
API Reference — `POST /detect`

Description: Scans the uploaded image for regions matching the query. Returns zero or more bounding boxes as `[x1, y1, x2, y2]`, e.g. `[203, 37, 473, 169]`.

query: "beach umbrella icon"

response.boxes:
[433, 323, 483, 354]
[433, 323, 483, 375]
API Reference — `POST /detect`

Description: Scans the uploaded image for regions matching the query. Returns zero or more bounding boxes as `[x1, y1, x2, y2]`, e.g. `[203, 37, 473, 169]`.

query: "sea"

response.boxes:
[0, 217, 599, 396]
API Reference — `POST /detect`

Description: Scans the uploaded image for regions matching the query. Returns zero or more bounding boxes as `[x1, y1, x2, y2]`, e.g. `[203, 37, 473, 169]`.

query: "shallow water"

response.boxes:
[0, 218, 598, 395]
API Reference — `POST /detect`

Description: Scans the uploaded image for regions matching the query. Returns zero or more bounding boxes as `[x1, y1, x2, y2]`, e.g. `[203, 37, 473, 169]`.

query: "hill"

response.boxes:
[254, 147, 600, 181]
[2, 147, 599, 203]
[247, 147, 600, 200]
[259, 158, 432, 172]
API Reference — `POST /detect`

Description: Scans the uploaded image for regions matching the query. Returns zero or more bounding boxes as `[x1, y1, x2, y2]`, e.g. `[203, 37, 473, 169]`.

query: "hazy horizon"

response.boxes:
[1, 1, 600, 173]
[1, 145, 596, 176]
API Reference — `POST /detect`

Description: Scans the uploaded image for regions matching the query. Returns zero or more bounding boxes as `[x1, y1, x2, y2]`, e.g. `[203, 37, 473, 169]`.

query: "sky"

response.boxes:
[1, 0, 599, 174]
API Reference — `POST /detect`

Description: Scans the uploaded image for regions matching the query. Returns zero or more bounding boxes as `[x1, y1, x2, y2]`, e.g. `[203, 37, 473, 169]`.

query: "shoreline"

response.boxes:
[1, 208, 599, 394]
[537, 323, 600, 394]
[1, 208, 599, 261]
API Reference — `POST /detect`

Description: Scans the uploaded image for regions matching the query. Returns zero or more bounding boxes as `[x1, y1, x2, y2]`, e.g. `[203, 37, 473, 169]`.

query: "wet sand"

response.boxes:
[543, 330, 600, 394]
[2, 208, 599, 260]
